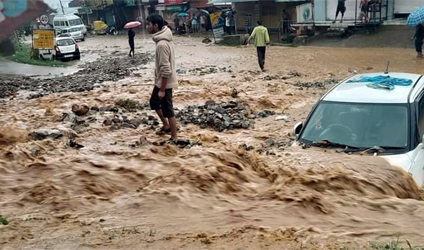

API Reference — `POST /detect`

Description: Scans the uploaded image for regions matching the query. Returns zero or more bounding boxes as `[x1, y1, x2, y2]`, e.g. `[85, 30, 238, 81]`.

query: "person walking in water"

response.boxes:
[146, 14, 178, 142]
[413, 23, 424, 59]
[333, 0, 346, 23]
[247, 20, 270, 72]
[128, 28, 135, 57]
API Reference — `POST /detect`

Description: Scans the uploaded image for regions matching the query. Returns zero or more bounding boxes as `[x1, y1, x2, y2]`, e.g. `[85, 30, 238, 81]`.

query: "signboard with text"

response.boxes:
[32, 29, 55, 50]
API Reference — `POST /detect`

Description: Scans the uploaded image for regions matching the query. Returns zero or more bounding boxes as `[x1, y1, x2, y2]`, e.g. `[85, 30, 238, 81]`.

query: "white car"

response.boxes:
[294, 72, 424, 187]
[59, 27, 85, 41]
[54, 37, 80, 61]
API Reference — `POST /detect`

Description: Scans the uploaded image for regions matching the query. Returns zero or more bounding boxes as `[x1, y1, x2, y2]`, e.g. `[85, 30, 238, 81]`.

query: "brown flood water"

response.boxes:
[1, 36, 424, 250]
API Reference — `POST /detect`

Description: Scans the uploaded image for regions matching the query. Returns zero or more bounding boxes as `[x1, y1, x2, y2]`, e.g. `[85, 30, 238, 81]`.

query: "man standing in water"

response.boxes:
[128, 28, 135, 57]
[247, 20, 270, 72]
[414, 23, 424, 59]
[333, 0, 346, 23]
[146, 14, 178, 142]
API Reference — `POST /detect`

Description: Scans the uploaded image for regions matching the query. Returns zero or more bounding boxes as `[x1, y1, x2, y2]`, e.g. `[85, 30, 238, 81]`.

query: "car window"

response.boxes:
[300, 102, 408, 148]
[61, 29, 68, 33]
[417, 97, 424, 137]
[69, 19, 82, 26]
[54, 21, 60, 26]
[57, 39, 75, 46]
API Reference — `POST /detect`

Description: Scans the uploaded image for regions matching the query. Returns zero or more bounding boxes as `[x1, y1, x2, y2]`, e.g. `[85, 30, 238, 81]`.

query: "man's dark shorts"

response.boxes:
[336, 2, 346, 15]
[150, 86, 174, 118]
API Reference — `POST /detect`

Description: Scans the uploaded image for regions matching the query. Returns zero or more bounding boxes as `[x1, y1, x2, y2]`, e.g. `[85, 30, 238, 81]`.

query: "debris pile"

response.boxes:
[0, 53, 152, 99]
[177, 101, 275, 132]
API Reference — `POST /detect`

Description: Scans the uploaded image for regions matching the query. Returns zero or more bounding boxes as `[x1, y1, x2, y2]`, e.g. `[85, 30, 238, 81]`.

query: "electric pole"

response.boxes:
[59, 0, 65, 14]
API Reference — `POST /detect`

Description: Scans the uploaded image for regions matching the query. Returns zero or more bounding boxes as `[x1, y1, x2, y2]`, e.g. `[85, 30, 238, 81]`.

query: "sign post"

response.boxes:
[209, 11, 224, 43]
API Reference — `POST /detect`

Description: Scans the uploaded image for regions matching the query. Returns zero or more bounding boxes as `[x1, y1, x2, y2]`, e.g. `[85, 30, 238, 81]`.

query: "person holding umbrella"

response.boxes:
[407, 6, 424, 59]
[124, 21, 142, 57]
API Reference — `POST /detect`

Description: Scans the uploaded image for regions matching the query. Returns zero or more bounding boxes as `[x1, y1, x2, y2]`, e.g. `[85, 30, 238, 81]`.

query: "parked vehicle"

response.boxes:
[53, 14, 87, 36]
[59, 27, 85, 41]
[294, 72, 424, 187]
[54, 36, 80, 61]
[93, 20, 119, 36]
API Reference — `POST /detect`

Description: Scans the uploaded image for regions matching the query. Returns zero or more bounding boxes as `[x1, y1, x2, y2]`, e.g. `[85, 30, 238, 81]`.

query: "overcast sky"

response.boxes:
[43, 0, 71, 10]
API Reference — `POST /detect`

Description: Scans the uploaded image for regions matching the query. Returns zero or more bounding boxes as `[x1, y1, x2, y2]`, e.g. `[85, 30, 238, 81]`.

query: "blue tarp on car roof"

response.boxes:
[347, 75, 413, 90]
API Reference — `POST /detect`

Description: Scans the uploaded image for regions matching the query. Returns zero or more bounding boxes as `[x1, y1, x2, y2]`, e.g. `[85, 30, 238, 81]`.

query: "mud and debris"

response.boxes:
[1, 35, 424, 250]
[0, 53, 152, 99]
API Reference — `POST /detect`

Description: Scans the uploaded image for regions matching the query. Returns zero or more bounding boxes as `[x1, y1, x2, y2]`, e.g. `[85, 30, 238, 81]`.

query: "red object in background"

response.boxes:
[0, 0, 50, 42]
[164, 0, 183, 6]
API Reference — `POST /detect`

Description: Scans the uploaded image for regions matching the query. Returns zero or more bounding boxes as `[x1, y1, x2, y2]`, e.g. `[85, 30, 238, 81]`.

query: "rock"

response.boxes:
[112, 118, 122, 124]
[129, 118, 143, 128]
[215, 106, 226, 114]
[91, 106, 100, 111]
[275, 115, 289, 121]
[68, 139, 84, 149]
[103, 119, 113, 126]
[72, 104, 90, 116]
[30, 129, 63, 141]
[205, 100, 216, 106]
[266, 139, 275, 148]
[242, 121, 249, 129]
[257, 111, 268, 118]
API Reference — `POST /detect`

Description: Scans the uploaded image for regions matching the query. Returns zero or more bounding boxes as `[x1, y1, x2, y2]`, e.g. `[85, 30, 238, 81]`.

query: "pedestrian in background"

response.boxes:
[128, 28, 135, 57]
[413, 23, 424, 59]
[247, 20, 270, 71]
[333, 0, 346, 23]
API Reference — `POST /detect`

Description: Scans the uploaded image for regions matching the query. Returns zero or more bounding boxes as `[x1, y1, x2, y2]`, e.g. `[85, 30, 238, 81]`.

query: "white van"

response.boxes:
[53, 14, 87, 36]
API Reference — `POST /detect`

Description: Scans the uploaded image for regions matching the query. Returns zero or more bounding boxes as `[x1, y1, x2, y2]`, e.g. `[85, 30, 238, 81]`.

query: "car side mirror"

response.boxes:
[294, 122, 303, 137]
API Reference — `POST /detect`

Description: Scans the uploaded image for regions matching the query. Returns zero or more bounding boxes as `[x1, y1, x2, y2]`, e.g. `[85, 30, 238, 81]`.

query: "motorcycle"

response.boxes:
[106, 25, 119, 36]
[93, 20, 119, 36]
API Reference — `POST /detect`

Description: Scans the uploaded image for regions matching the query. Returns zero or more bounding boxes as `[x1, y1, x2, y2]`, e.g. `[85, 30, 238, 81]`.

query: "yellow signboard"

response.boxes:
[209, 12, 222, 27]
[33, 29, 55, 50]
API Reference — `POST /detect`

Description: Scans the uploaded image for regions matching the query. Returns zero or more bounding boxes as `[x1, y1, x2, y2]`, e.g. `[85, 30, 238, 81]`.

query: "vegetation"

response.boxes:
[0, 217, 8, 225]
[5, 29, 67, 67]
[370, 238, 424, 250]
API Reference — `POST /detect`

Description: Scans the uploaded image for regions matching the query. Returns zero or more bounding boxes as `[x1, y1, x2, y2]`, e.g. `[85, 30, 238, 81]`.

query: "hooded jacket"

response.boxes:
[152, 26, 177, 89]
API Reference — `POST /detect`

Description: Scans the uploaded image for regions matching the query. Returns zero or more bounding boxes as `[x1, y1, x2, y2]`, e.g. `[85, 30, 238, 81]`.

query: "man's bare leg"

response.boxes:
[168, 116, 178, 141]
[156, 109, 170, 129]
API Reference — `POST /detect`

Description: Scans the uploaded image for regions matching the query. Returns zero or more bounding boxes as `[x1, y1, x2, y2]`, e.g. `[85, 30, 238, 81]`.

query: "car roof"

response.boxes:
[56, 36, 75, 42]
[323, 72, 424, 104]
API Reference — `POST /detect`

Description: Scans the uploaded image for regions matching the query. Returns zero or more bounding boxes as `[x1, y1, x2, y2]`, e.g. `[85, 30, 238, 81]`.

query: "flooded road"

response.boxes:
[1, 35, 424, 250]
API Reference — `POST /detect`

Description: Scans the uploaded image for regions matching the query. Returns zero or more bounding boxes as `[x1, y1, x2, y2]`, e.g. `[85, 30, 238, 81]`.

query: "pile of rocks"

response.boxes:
[188, 66, 231, 76]
[177, 101, 275, 132]
[0, 53, 152, 99]
[292, 79, 338, 89]
[103, 113, 159, 131]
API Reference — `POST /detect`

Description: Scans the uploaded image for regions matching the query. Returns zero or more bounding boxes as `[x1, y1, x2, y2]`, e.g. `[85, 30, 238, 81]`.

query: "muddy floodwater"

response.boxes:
[1, 35, 424, 250]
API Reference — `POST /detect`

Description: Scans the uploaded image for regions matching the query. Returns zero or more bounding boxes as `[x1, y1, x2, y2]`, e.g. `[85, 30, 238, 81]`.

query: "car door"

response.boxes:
[409, 94, 424, 186]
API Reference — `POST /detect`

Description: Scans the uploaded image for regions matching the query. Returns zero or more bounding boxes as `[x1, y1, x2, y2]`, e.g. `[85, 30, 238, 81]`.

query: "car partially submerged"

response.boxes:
[294, 72, 424, 187]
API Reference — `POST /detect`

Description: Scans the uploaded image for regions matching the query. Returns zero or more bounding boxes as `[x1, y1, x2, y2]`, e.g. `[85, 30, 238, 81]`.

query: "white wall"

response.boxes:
[394, 0, 423, 14]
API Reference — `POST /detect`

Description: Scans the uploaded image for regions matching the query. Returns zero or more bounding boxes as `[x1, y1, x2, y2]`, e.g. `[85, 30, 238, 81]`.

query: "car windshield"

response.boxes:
[300, 101, 408, 149]
[69, 19, 82, 26]
[57, 39, 75, 46]
[69, 28, 80, 32]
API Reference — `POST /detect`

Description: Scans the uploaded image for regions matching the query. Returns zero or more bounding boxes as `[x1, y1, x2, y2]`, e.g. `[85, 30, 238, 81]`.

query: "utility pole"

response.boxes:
[59, 0, 65, 14]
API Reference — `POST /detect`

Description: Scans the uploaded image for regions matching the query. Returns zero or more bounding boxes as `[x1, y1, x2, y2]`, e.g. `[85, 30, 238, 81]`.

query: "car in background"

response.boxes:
[54, 36, 80, 61]
[294, 72, 424, 187]
[59, 27, 85, 41]
[53, 14, 87, 36]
